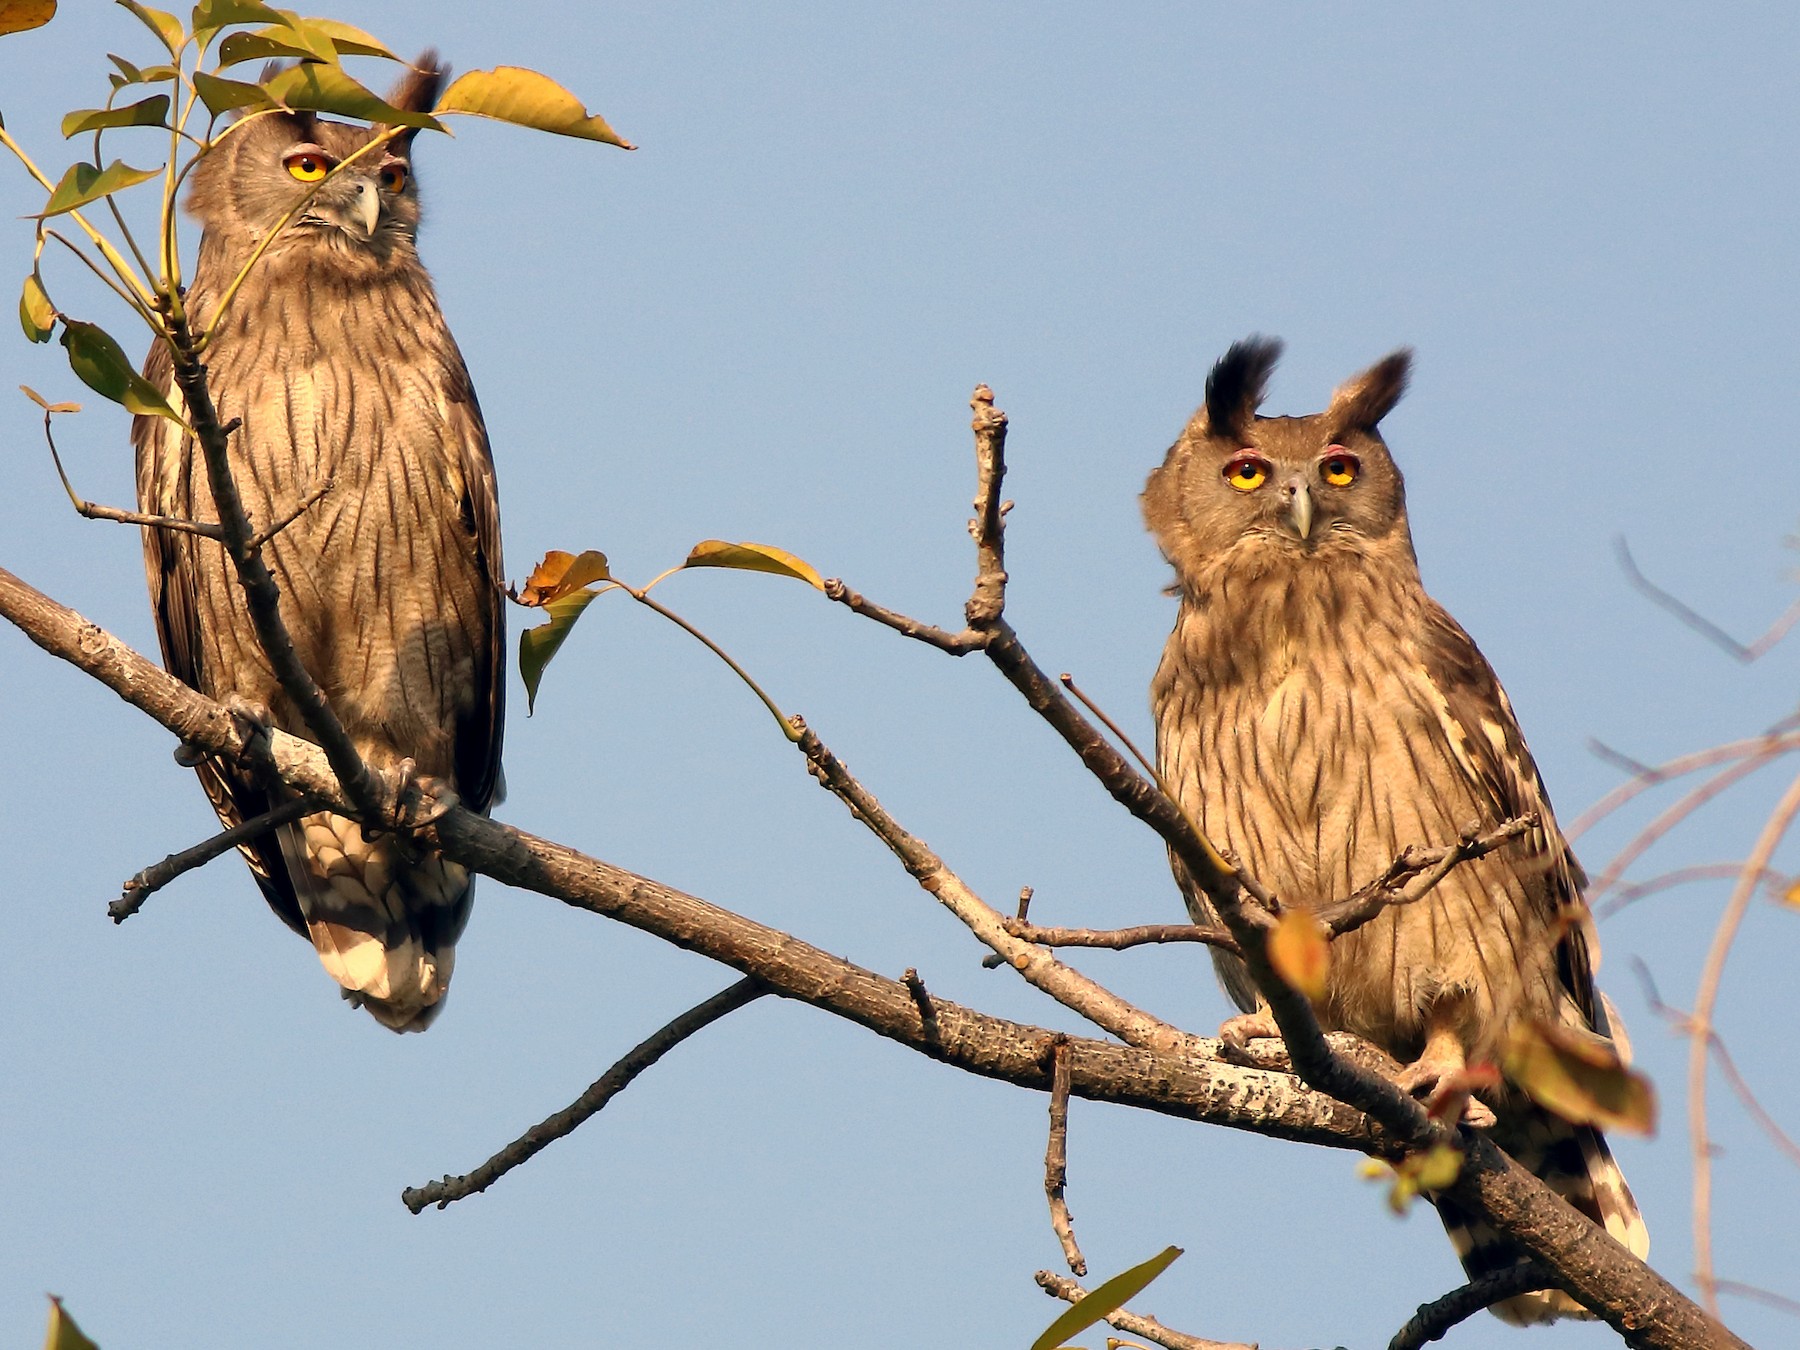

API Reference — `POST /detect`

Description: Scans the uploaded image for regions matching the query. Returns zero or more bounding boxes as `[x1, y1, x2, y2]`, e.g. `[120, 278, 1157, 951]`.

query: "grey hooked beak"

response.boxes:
[345, 179, 380, 237]
[1281, 477, 1314, 541]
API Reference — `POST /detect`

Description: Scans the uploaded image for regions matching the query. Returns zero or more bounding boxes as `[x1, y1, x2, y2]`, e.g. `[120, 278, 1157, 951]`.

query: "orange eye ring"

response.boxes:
[1321, 447, 1360, 487]
[378, 161, 409, 193]
[1222, 453, 1271, 492]
[283, 150, 333, 182]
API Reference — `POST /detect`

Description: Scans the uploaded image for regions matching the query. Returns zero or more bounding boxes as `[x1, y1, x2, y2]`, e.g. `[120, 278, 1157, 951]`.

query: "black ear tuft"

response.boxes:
[1328, 349, 1412, 432]
[387, 50, 446, 119]
[1203, 336, 1282, 439]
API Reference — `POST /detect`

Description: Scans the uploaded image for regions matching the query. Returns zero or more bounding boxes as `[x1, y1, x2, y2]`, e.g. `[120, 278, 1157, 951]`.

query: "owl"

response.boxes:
[134, 55, 504, 1031]
[1143, 338, 1646, 1320]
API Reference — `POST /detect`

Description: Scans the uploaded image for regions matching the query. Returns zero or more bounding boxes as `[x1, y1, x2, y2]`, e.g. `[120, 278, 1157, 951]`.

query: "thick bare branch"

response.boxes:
[404, 977, 768, 1211]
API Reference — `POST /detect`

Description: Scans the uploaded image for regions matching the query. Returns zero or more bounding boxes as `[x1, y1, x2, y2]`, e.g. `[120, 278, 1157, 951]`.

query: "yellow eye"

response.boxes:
[378, 161, 409, 193]
[1322, 448, 1360, 487]
[284, 151, 331, 182]
[1222, 453, 1270, 492]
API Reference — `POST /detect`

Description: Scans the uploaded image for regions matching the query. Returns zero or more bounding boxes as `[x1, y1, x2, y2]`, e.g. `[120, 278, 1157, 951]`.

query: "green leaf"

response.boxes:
[19, 273, 54, 342]
[682, 540, 825, 589]
[38, 160, 161, 218]
[0, 0, 56, 37]
[108, 53, 145, 83]
[44, 1297, 100, 1350]
[114, 0, 183, 55]
[60, 94, 171, 137]
[288, 16, 395, 60]
[59, 320, 183, 422]
[434, 66, 633, 147]
[265, 61, 443, 131]
[190, 0, 282, 43]
[1029, 1247, 1183, 1350]
[519, 587, 602, 715]
[1502, 1019, 1657, 1136]
[262, 13, 335, 61]
[20, 385, 81, 413]
[213, 28, 307, 65]
[193, 70, 270, 116]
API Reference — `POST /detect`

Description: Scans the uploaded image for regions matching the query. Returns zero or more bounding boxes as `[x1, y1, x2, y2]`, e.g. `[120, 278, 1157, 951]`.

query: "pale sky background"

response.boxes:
[2, 5, 1798, 1348]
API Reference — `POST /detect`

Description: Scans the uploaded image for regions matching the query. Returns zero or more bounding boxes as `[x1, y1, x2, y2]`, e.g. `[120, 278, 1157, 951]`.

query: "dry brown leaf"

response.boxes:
[517, 549, 610, 607]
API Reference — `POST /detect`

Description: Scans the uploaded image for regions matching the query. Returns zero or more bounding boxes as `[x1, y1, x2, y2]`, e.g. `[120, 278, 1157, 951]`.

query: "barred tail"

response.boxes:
[280, 810, 474, 1032]
[1435, 1106, 1648, 1324]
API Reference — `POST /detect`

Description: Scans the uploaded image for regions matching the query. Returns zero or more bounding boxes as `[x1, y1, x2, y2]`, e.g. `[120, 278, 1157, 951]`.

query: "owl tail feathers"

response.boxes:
[283, 811, 474, 1033]
[1434, 1112, 1648, 1324]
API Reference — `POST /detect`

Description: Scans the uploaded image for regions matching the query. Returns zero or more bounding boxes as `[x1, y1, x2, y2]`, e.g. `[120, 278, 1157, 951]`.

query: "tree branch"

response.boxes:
[403, 976, 769, 1211]
[111, 794, 319, 921]
[1043, 1037, 1085, 1275]
[1388, 1264, 1557, 1350]
[1034, 1270, 1252, 1350]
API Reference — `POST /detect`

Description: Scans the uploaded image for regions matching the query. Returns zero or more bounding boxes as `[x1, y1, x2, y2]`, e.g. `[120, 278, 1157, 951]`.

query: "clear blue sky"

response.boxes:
[3, 5, 1797, 1347]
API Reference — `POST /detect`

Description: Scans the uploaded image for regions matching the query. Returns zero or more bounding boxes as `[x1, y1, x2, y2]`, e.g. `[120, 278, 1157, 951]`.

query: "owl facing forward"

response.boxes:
[1143, 339, 1645, 1321]
[134, 55, 504, 1031]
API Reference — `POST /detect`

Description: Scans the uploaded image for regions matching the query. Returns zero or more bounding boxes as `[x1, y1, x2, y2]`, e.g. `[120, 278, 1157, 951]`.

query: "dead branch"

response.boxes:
[111, 794, 319, 921]
[1314, 816, 1536, 939]
[1003, 916, 1242, 955]
[1034, 1270, 1253, 1350]
[1044, 1037, 1085, 1275]
[404, 976, 768, 1211]
[1571, 725, 1800, 841]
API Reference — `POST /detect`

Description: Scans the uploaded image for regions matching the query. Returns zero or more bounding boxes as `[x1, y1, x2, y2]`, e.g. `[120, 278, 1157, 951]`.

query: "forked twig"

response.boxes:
[1034, 1270, 1250, 1350]
[403, 977, 768, 1212]
[1616, 536, 1800, 663]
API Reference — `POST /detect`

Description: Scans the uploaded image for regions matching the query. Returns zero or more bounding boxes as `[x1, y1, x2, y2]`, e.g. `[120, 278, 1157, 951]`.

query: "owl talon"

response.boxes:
[1218, 1009, 1281, 1063]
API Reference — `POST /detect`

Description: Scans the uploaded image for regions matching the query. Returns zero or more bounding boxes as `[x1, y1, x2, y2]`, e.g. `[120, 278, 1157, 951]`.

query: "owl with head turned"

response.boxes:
[1143, 338, 1646, 1322]
[134, 54, 505, 1030]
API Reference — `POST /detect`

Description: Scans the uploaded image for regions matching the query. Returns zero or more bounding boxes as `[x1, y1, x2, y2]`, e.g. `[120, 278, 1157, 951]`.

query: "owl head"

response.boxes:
[185, 53, 444, 270]
[1143, 337, 1415, 589]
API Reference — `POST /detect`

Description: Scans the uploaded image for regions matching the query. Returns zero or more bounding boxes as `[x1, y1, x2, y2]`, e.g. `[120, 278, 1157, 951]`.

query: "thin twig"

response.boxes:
[1715, 1281, 1800, 1319]
[1387, 1265, 1559, 1350]
[1585, 751, 1783, 900]
[1034, 1271, 1251, 1350]
[822, 579, 988, 653]
[111, 795, 318, 922]
[42, 409, 221, 539]
[1003, 916, 1242, 955]
[1569, 724, 1800, 841]
[403, 977, 768, 1212]
[1634, 960, 1800, 1172]
[1687, 763, 1800, 1314]
[1061, 673, 1159, 782]
[1616, 536, 1800, 662]
[1044, 1038, 1086, 1275]
[1314, 816, 1536, 939]
[1596, 863, 1787, 920]
[245, 476, 334, 550]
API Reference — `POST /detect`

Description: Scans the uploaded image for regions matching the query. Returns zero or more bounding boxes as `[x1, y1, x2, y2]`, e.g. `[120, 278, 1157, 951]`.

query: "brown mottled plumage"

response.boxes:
[1144, 338, 1645, 1321]
[134, 55, 504, 1031]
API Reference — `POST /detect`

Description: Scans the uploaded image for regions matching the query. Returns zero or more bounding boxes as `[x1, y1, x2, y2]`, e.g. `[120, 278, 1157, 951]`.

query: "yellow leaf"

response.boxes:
[19, 385, 79, 413]
[264, 61, 443, 132]
[1412, 1142, 1464, 1191]
[44, 1297, 100, 1350]
[20, 273, 55, 342]
[682, 540, 825, 590]
[434, 66, 633, 147]
[1267, 908, 1329, 999]
[0, 0, 55, 37]
[1502, 1019, 1657, 1135]
[1029, 1247, 1182, 1350]
[1783, 878, 1800, 907]
[516, 549, 611, 607]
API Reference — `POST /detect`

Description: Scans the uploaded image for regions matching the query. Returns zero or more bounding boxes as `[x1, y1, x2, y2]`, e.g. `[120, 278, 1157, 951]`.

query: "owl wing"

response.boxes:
[439, 345, 506, 815]
[132, 341, 307, 937]
[1415, 598, 1599, 1029]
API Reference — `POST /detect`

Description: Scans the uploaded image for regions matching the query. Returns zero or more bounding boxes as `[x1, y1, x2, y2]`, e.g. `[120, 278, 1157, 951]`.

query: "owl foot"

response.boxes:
[392, 758, 460, 832]
[1396, 1054, 1499, 1128]
[1217, 1009, 1282, 1064]
[222, 695, 274, 761]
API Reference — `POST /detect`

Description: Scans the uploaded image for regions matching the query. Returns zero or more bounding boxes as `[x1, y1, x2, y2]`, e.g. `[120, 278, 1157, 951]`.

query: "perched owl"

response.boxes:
[1143, 339, 1646, 1320]
[134, 55, 504, 1031]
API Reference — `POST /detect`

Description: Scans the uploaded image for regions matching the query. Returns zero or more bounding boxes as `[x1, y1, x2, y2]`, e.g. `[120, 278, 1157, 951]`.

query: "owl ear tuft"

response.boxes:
[1202, 336, 1282, 439]
[1328, 349, 1412, 432]
[387, 50, 447, 119]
